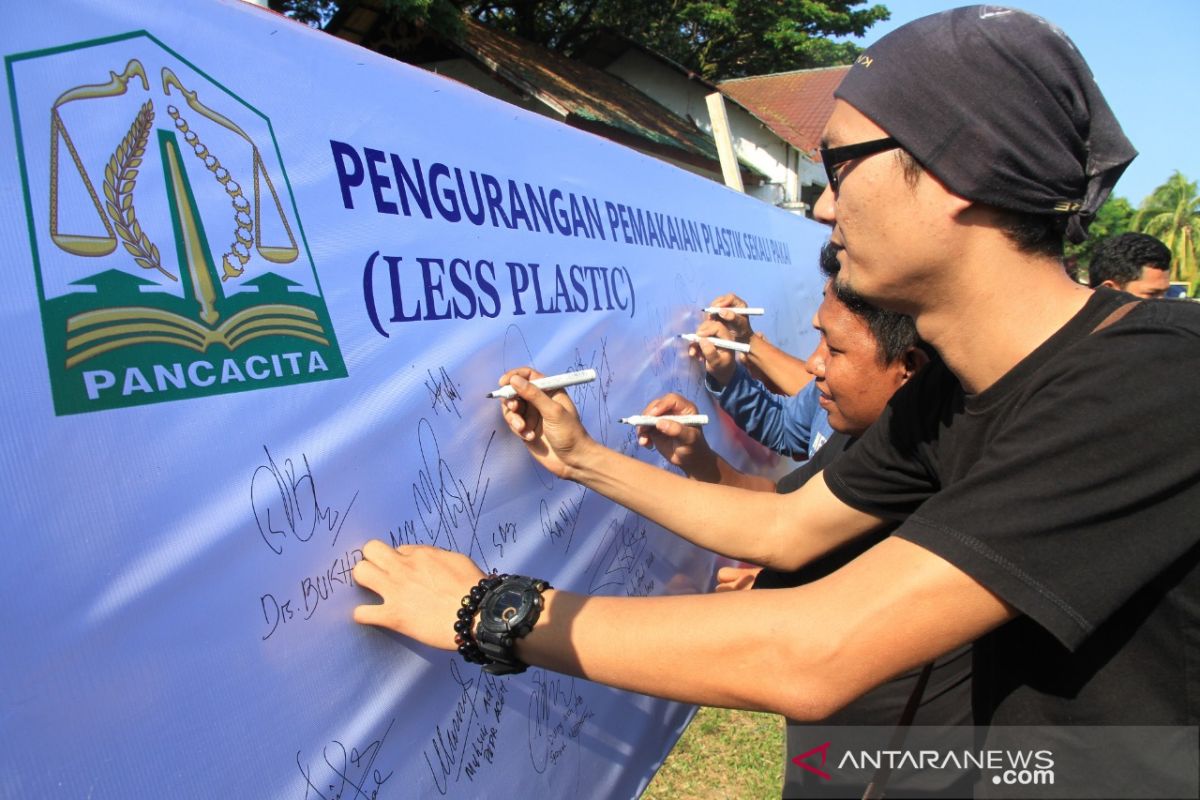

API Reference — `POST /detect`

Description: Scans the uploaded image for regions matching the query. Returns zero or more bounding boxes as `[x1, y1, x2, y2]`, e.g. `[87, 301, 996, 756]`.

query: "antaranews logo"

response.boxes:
[6, 32, 346, 415]
[792, 741, 833, 780]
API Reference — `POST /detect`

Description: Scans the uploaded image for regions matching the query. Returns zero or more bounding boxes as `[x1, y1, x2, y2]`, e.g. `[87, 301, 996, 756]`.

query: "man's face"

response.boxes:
[812, 100, 962, 312]
[1121, 266, 1171, 299]
[805, 284, 912, 436]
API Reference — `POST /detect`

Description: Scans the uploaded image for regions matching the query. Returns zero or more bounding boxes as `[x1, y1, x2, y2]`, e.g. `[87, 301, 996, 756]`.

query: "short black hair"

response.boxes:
[1088, 232, 1172, 288]
[993, 210, 1068, 260]
[897, 151, 1066, 259]
[818, 243, 920, 364]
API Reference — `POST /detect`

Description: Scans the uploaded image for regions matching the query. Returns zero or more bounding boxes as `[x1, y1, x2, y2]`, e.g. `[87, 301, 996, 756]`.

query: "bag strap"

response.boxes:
[860, 661, 934, 800]
[1091, 299, 1142, 334]
[858, 297, 1142, 800]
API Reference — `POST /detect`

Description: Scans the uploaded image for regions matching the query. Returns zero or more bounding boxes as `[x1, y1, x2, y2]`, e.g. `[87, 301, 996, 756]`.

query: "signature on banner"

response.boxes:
[383, 417, 503, 572]
[539, 487, 587, 554]
[423, 658, 510, 795]
[296, 718, 396, 800]
[423, 366, 464, 418]
[251, 446, 358, 556]
[587, 510, 655, 597]
[528, 670, 595, 776]
[250, 446, 363, 641]
[564, 339, 615, 445]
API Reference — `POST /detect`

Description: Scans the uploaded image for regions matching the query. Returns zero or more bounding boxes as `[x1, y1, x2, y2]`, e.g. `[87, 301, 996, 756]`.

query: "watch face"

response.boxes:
[495, 589, 525, 619]
[483, 585, 531, 629]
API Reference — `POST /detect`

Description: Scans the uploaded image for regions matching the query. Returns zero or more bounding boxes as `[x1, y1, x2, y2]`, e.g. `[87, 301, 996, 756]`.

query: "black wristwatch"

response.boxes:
[473, 575, 551, 675]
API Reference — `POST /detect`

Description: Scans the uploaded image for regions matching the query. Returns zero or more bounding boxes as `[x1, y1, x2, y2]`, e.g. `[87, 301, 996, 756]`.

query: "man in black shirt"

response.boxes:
[641, 274, 972, 798]
[353, 7, 1200, 796]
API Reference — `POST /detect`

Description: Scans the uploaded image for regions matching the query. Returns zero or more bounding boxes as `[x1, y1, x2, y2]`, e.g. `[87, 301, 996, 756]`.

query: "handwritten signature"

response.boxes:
[539, 488, 586, 553]
[643, 301, 704, 402]
[259, 548, 364, 640]
[423, 366, 463, 419]
[528, 670, 595, 775]
[296, 718, 395, 800]
[586, 510, 650, 596]
[424, 658, 508, 794]
[409, 418, 497, 571]
[251, 446, 358, 556]
[564, 340, 614, 446]
[492, 521, 517, 558]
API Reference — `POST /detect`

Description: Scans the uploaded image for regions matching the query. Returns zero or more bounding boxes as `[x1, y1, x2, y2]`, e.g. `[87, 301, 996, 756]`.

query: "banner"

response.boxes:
[0, 1, 827, 797]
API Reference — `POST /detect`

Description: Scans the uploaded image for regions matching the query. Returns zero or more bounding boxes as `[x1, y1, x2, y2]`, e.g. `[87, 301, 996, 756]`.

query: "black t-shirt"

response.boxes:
[825, 288, 1200, 732]
[761, 433, 974, 798]
[758, 431, 863, 589]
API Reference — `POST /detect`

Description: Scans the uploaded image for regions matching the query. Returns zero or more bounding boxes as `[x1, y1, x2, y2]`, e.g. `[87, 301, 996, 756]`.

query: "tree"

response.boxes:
[269, 0, 341, 27]
[471, 0, 891, 79]
[644, 0, 890, 79]
[1066, 195, 1134, 280]
[1133, 171, 1200, 292]
[280, 1, 889, 79]
[271, 0, 463, 30]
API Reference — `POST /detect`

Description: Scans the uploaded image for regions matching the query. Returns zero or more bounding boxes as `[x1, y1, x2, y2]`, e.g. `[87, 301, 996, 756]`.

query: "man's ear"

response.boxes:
[901, 346, 930, 381]
[916, 165, 973, 220]
[945, 193, 975, 220]
[1100, 279, 1123, 291]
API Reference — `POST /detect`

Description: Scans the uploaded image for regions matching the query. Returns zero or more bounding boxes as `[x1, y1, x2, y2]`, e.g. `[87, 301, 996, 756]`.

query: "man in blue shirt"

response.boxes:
[692, 245, 844, 460]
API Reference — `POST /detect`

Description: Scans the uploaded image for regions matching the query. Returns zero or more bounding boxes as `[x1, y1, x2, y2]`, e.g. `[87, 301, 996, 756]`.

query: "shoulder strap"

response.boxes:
[859, 297, 1139, 800]
[1091, 299, 1142, 334]
[860, 661, 934, 800]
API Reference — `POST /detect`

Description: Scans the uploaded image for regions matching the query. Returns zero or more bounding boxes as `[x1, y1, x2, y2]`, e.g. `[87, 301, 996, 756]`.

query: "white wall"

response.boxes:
[602, 49, 808, 210]
[420, 57, 725, 184]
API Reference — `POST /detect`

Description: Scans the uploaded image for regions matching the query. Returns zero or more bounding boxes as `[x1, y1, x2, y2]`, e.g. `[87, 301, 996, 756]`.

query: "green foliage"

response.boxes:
[292, 1, 888, 78]
[468, 0, 891, 79]
[1133, 171, 1200, 292]
[630, 0, 890, 79]
[268, 0, 341, 27]
[1067, 195, 1134, 278]
[274, 0, 466, 35]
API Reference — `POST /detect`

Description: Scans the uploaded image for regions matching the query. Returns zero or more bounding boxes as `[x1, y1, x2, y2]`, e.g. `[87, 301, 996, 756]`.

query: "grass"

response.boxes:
[642, 706, 784, 799]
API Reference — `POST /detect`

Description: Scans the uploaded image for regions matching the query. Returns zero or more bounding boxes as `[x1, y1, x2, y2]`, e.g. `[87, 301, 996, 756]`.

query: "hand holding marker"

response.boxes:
[679, 332, 751, 354]
[490, 304, 756, 421]
[492, 302, 756, 416]
[619, 414, 708, 426]
[487, 368, 597, 400]
[488, 367, 709, 431]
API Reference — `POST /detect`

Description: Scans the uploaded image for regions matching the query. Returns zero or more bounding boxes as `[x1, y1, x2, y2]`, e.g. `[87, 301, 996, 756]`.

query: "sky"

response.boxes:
[847, 0, 1199, 206]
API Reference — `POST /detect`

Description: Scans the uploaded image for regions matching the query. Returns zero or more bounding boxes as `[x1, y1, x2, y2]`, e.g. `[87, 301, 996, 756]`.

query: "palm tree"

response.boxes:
[1133, 171, 1200, 293]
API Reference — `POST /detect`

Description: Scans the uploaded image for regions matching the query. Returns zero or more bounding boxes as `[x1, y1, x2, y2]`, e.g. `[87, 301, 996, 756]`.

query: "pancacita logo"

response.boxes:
[6, 32, 345, 415]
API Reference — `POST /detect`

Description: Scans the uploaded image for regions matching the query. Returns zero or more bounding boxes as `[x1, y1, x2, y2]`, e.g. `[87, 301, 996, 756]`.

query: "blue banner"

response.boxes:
[0, 1, 827, 796]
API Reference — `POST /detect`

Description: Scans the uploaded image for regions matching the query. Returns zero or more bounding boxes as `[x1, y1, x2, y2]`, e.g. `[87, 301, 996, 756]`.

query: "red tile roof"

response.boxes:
[456, 18, 721, 162]
[718, 66, 849, 159]
[328, 5, 734, 167]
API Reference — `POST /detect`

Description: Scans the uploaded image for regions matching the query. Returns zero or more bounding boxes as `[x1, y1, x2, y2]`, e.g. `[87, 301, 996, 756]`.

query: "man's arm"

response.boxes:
[500, 369, 878, 569]
[353, 537, 1016, 720]
[568, 445, 856, 569]
[742, 332, 813, 396]
[706, 364, 824, 460]
[698, 294, 813, 396]
[634, 392, 776, 492]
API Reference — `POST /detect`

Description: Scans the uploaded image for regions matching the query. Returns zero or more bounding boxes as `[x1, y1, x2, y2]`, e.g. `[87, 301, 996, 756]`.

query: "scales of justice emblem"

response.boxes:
[9, 36, 346, 414]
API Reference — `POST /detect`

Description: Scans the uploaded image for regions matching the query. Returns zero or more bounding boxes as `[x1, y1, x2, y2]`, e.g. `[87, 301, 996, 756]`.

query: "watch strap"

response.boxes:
[472, 575, 551, 675]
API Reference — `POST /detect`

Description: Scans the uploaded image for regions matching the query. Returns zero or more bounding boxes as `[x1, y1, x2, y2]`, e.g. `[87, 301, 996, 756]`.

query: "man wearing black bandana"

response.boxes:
[353, 7, 1200, 797]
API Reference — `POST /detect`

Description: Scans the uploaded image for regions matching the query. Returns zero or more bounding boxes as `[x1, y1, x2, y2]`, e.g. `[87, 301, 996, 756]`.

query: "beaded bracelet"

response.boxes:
[454, 571, 506, 665]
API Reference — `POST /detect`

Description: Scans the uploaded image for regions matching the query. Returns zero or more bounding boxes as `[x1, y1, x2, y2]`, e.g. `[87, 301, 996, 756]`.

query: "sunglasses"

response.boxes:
[819, 137, 901, 193]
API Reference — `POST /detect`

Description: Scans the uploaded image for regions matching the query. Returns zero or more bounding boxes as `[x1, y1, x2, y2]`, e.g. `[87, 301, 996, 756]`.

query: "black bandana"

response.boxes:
[835, 5, 1136, 243]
